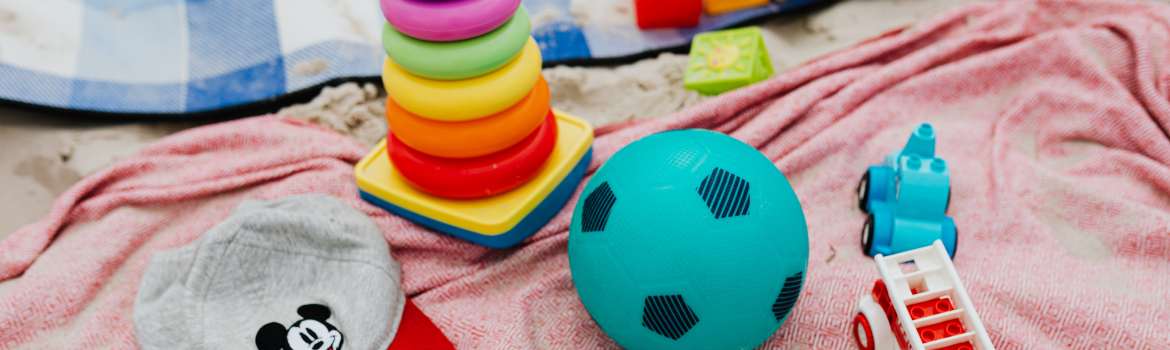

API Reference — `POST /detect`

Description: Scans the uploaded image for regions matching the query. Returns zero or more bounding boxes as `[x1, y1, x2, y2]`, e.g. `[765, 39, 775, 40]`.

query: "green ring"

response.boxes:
[382, 7, 530, 80]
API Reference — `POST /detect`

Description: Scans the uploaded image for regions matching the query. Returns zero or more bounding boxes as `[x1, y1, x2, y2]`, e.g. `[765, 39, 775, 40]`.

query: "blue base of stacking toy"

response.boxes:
[360, 149, 591, 248]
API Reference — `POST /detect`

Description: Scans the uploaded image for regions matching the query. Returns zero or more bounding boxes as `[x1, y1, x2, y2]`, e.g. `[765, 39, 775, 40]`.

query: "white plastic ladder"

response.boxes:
[873, 241, 994, 350]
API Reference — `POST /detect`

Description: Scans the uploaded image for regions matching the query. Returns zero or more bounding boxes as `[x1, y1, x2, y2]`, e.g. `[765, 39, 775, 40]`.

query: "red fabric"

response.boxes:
[3, 0, 1170, 348]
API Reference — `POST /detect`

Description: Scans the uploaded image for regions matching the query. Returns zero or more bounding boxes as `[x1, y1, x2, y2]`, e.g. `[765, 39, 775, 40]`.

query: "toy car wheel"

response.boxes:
[857, 172, 870, 212]
[861, 214, 875, 256]
[852, 312, 876, 350]
[855, 295, 895, 350]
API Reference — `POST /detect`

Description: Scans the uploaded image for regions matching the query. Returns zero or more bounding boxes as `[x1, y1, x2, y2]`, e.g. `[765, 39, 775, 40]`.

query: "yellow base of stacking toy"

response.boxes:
[382, 39, 543, 122]
[355, 111, 593, 238]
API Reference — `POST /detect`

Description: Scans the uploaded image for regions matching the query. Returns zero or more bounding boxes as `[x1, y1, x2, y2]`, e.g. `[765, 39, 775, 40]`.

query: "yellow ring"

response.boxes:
[383, 38, 542, 122]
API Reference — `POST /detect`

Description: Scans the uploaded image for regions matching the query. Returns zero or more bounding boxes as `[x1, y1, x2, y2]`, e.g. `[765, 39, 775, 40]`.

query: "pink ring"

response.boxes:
[380, 0, 521, 42]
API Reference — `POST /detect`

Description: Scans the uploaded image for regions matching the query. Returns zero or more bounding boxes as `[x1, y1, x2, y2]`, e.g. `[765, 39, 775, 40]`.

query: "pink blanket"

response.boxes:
[4, 0, 1170, 348]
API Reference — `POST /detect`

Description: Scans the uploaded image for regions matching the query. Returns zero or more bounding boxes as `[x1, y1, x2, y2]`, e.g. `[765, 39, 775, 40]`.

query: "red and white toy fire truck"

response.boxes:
[851, 241, 994, 350]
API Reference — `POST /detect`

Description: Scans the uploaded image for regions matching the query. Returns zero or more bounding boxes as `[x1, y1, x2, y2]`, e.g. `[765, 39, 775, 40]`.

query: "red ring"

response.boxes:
[389, 111, 557, 199]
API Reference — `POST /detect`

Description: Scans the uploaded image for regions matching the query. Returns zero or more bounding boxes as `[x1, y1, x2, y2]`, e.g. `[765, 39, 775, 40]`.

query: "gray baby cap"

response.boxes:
[135, 194, 403, 350]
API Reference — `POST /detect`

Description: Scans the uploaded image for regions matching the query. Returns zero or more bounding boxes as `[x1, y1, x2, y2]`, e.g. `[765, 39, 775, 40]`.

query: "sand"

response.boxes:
[280, 82, 388, 146]
[544, 53, 707, 125]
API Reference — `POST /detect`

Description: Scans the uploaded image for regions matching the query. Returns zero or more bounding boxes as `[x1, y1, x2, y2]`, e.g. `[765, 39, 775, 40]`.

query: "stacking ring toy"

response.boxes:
[387, 78, 550, 159]
[380, 0, 520, 42]
[383, 39, 542, 122]
[383, 7, 530, 80]
[389, 112, 558, 199]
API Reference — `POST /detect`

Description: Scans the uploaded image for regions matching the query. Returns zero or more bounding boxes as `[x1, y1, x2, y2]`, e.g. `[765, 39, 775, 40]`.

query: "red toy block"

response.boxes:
[917, 319, 966, 343]
[907, 296, 956, 320]
[634, 0, 702, 29]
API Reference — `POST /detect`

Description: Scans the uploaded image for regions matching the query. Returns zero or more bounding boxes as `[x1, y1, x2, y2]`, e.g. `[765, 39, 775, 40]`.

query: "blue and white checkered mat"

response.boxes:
[0, 0, 817, 115]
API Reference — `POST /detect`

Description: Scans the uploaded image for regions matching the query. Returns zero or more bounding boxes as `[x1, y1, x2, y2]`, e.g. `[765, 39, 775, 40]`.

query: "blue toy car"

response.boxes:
[857, 123, 957, 258]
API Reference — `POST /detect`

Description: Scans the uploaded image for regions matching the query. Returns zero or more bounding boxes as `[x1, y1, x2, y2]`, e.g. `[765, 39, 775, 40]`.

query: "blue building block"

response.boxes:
[857, 123, 957, 258]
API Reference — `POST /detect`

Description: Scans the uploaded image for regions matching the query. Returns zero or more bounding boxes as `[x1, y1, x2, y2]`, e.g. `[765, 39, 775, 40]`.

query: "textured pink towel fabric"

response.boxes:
[4, 0, 1170, 348]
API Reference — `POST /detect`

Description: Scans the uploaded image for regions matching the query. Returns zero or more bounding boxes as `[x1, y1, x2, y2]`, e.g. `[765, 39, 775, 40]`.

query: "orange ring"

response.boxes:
[386, 78, 550, 159]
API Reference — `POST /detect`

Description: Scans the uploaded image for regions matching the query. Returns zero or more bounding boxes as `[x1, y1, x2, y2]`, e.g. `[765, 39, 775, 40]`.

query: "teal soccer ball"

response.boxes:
[569, 129, 809, 350]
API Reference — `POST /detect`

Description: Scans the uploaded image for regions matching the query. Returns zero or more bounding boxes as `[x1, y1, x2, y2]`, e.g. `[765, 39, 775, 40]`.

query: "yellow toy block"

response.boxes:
[684, 27, 774, 95]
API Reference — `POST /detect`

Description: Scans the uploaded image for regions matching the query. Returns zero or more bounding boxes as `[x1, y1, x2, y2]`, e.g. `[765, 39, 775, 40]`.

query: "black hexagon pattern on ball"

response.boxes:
[641, 294, 700, 340]
[772, 272, 804, 322]
[696, 168, 750, 219]
[581, 182, 617, 232]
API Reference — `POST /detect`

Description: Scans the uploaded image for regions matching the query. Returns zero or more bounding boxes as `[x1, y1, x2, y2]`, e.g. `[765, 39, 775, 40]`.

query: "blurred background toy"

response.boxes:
[704, 0, 770, 15]
[568, 129, 808, 349]
[851, 241, 992, 350]
[634, 0, 703, 29]
[684, 27, 774, 95]
[858, 123, 957, 258]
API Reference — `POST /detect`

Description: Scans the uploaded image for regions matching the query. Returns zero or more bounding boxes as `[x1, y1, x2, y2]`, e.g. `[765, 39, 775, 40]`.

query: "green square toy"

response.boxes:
[684, 27, 774, 95]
